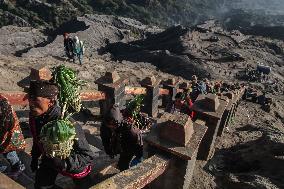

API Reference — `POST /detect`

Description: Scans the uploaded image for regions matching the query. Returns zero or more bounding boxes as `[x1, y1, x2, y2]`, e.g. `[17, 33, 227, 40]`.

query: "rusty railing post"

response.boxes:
[218, 91, 236, 136]
[30, 66, 52, 81]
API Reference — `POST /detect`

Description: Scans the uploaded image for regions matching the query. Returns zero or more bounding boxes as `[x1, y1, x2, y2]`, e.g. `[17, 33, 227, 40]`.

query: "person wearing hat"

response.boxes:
[100, 105, 143, 171]
[0, 95, 26, 180]
[166, 92, 195, 119]
[28, 80, 95, 189]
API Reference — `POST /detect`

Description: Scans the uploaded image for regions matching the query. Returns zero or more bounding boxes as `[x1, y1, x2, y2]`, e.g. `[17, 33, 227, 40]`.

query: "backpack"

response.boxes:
[80, 41, 85, 55]
[73, 39, 85, 55]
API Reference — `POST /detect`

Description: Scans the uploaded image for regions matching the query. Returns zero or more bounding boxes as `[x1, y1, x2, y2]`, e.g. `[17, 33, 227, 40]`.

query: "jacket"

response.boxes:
[29, 105, 94, 176]
[166, 97, 195, 119]
[100, 120, 143, 157]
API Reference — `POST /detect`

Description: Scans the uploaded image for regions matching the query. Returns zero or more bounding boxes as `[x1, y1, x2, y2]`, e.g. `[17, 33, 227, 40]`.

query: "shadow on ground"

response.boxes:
[205, 124, 284, 189]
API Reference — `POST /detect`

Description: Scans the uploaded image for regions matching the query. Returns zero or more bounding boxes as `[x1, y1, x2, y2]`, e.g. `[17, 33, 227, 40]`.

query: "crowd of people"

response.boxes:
[166, 75, 241, 120]
[0, 79, 150, 188]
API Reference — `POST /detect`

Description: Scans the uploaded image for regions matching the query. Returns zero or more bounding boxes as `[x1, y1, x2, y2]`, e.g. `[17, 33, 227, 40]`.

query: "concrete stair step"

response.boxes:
[97, 163, 120, 182]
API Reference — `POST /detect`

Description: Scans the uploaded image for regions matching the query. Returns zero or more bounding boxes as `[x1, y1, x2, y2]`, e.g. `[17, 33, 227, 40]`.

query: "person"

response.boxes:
[197, 80, 207, 95]
[221, 82, 229, 93]
[100, 105, 143, 171]
[166, 92, 195, 119]
[0, 95, 26, 180]
[63, 33, 75, 60]
[73, 36, 85, 65]
[213, 81, 222, 94]
[258, 91, 266, 106]
[28, 80, 95, 189]
[204, 79, 213, 94]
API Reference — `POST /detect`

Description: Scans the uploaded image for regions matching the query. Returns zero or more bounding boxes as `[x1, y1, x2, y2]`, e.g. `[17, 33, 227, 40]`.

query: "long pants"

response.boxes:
[117, 145, 143, 171]
[65, 49, 74, 59]
[34, 159, 95, 189]
[73, 54, 83, 65]
[4, 151, 20, 166]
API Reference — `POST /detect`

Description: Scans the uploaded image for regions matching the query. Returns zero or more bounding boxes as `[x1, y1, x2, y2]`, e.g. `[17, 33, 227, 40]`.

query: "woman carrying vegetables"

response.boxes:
[28, 79, 95, 189]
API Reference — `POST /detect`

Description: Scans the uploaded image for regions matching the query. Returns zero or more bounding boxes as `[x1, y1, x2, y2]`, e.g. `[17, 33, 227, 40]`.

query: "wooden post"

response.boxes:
[145, 112, 207, 189]
[95, 71, 127, 116]
[161, 78, 178, 108]
[0, 173, 25, 189]
[140, 76, 160, 117]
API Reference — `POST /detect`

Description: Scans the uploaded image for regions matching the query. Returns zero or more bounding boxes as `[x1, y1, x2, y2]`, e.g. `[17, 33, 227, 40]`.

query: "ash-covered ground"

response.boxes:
[0, 14, 284, 189]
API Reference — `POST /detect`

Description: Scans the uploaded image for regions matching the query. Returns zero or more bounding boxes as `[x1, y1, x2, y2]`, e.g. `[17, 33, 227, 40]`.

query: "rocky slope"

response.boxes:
[103, 20, 284, 83]
[0, 14, 283, 91]
[1, 0, 284, 34]
[0, 13, 284, 189]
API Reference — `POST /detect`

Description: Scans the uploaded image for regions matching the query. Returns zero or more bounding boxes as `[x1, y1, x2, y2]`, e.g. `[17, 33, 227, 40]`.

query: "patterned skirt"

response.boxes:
[0, 95, 25, 153]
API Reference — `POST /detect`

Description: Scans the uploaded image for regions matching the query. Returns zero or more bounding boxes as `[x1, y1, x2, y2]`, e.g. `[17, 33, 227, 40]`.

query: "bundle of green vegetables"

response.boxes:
[126, 95, 152, 131]
[40, 119, 76, 159]
[40, 65, 85, 159]
[52, 65, 86, 118]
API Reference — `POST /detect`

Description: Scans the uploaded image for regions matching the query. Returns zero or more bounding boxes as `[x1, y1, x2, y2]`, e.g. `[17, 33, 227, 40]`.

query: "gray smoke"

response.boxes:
[174, 0, 284, 27]
[223, 0, 284, 15]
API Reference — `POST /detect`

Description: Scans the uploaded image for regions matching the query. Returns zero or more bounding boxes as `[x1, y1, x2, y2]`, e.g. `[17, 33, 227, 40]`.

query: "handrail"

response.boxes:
[91, 155, 170, 189]
[0, 87, 170, 106]
[0, 172, 25, 189]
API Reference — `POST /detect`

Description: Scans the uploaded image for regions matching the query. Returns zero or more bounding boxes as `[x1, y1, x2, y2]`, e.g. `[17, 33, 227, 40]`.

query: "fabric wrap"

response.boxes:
[0, 95, 25, 153]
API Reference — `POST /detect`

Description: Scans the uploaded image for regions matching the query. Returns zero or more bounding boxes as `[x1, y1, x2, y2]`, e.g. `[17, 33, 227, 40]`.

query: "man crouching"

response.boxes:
[28, 80, 95, 189]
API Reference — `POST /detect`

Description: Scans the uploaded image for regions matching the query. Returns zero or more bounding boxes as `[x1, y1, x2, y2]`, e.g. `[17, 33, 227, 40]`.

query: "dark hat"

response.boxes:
[105, 104, 123, 123]
[29, 80, 59, 99]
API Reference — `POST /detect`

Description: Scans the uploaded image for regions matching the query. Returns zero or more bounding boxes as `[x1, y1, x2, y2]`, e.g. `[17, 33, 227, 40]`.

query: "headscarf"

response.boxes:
[0, 95, 25, 153]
